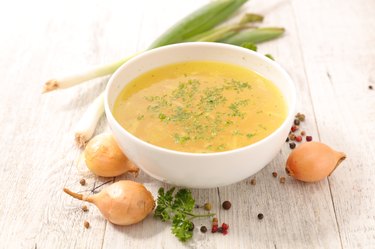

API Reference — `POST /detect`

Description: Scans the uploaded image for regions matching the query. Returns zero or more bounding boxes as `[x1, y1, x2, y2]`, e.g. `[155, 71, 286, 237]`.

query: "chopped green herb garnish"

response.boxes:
[217, 144, 226, 151]
[224, 79, 251, 93]
[246, 133, 256, 139]
[174, 133, 191, 144]
[145, 79, 252, 145]
[137, 114, 144, 120]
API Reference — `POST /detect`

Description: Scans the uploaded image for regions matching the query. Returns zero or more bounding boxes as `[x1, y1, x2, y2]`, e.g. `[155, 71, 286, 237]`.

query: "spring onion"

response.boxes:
[74, 92, 104, 148]
[220, 27, 285, 45]
[149, 0, 248, 48]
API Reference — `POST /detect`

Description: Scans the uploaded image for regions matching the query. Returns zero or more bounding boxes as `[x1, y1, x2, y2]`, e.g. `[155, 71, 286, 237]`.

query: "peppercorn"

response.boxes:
[295, 113, 305, 121]
[222, 223, 229, 230]
[300, 131, 306, 136]
[369, 85, 373, 90]
[257, 213, 264, 220]
[81, 205, 88, 212]
[272, 172, 278, 178]
[250, 178, 256, 185]
[296, 136, 302, 142]
[194, 204, 200, 208]
[79, 178, 86, 186]
[223, 230, 228, 235]
[280, 176, 286, 184]
[289, 133, 296, 141]
[188, 222, 195, 231]
[203, 202, 212, 211]
[306, 136, 313, 142]
[291, 125, 299, 132]
[289, 142, 296, 149]
[212, 217, 218, 223]
[294, 119, 300, 125]
[217, 227, 223, 233]
[222, 201, 231, 210]
[84, 220, 90, 229]
[211, 225, 218, 233]
[286, 137, 289, 142]
[200, 226, 208, 233]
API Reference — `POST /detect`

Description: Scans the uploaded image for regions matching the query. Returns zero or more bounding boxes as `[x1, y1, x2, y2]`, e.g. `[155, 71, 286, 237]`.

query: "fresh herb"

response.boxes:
[246, 133, 256, 139]
[154, 187, 215, 242]
[216, 144, 226, 151]
[159, 113, 167, 121]
[224, 79, 251, 93]
[137, 114, 144, 120]
[228, 99, 249, 118]
[174, 133, 191, 144]
[145, 78, 252, 147]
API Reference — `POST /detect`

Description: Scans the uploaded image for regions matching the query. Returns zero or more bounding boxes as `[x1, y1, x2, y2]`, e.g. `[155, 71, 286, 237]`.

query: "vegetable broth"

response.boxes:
[113, 61, 287, 153]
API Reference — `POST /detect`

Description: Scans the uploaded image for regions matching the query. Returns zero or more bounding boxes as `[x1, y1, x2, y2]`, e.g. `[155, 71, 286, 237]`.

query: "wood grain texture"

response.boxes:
[0, 0, 374, 248]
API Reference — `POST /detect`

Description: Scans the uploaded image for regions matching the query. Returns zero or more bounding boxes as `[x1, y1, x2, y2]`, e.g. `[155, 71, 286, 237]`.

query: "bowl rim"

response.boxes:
[104, 42, 296, 157]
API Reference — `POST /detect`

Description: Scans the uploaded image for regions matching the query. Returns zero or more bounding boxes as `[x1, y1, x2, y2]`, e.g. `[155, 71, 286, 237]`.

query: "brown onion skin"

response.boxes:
[286, 142, 346, 182]
[64, 180, 155, 226]
[84, 133, 139, 177]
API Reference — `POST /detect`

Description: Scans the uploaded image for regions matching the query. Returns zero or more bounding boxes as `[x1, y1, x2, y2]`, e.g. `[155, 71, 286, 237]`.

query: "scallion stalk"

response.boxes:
[187, 23, 253, 42]
[149, 0, 248, 48]
[74, 92, 104, 148]
[219, 27, 285, 45]
[43, 54, 137, 93]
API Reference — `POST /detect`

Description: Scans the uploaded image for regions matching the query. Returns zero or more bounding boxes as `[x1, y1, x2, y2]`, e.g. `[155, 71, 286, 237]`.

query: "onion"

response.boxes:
[84, 133, 139, 177]
[64, 180, 155, 225]
[286, 142, 346, 182]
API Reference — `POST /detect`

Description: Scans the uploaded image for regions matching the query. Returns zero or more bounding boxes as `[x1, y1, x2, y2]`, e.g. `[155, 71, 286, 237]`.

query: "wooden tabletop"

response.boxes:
[1, 0, 374, 248]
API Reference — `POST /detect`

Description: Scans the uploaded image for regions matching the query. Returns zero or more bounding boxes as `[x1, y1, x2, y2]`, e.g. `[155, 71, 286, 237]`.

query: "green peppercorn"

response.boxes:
[203, 202, 212, 211]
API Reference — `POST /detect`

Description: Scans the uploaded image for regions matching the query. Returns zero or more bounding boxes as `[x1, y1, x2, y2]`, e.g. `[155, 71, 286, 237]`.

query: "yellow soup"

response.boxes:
[113, 61, 287, 153]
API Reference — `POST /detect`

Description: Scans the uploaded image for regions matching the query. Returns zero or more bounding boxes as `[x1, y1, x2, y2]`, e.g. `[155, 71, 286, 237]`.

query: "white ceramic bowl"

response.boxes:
[105, 42, 296, 188]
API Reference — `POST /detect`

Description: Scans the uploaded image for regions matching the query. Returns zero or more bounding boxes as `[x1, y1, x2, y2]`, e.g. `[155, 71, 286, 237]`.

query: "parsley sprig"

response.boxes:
[154, 187, 215, 242]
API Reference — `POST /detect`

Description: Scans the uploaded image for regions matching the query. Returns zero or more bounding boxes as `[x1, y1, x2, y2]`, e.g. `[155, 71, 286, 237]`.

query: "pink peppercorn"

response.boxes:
[222, 223, 229, 230]
[306, 136, 313, 142]
[296, 136, 302, 142]
[291, 125, 299, 132]
[212, 225, 218, 233]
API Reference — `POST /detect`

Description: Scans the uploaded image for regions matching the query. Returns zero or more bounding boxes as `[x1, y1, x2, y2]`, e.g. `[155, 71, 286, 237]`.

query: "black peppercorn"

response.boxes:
[200, 226, 207, 233]
[294, 119, 300, 125]
[257, 213, 264, 220]
[222, 201, 232, 210]
[289, 142, 296, 149]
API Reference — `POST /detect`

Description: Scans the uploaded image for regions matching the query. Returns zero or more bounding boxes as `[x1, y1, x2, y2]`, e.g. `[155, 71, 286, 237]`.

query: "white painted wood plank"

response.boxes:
[290, 0, 375, 248]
